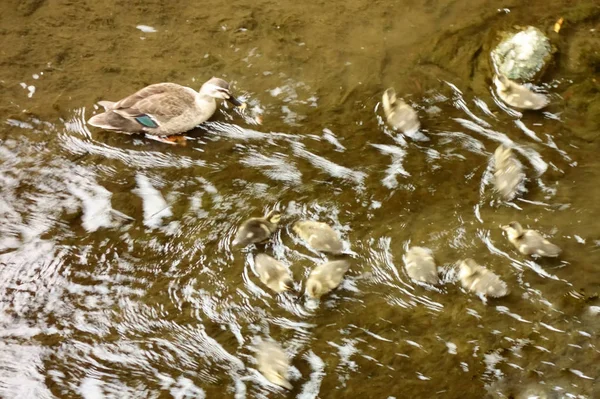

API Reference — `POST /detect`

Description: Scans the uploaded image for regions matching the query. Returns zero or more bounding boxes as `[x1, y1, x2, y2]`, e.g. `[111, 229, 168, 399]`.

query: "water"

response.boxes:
[1, 0, 599, 398]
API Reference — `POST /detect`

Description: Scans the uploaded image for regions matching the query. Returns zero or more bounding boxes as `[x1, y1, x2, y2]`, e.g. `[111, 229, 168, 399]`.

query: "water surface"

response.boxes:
[1, 0, 599, 398]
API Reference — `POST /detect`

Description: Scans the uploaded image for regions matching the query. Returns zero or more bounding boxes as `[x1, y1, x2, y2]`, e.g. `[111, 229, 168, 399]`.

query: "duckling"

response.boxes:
[292, 220, 344, 254]
[403, 247, 439, 285]
[254, 254, 294, 294]
[501, 221, 561, 257]
[493, 144, 525, 201]
[256, 341, 293, 390]
[381, 88, 421, 134]
[305, 260, 350, 299]
[457, 259, 509, 298]
[232, 211, 281, 247]
[493, 75, 549, 110]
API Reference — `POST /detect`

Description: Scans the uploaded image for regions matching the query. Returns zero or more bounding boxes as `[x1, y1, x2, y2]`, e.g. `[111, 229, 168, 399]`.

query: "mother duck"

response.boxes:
[88, 77, 245, 140]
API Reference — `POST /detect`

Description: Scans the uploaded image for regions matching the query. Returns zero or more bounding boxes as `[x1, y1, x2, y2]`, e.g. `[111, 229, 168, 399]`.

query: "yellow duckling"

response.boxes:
[493, 144, 525, 201]
[457, 259, 509, 298]
[254, 254, 294, 294]
[292, 220, 344, 254]
[232, 211, 281, 247]
[305, 260, 350, 299]
[403, 247, 439, 285]
[501, 222, 561, 257]
[381, 88, 421, 134]
[493, 75, 549, 110]
[256, 341, 293, 390]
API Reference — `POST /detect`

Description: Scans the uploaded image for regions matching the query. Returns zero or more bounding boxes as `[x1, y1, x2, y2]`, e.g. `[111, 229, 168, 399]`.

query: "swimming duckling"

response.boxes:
[232, 211, 281, 247]
[493, 144, 525, 201]
[254, 254, 294, 294]
[381, 88, 421, 134]
[403, 247, 439, 285]
[256, 341, 293, 390]
[493, 75, 549, 110]
[292, 220, 344, 254]
[501, 221, 561, 257]
[305, 260, 350, 299]
[457, 259, 509, 298]
[88, 77, 246, 140]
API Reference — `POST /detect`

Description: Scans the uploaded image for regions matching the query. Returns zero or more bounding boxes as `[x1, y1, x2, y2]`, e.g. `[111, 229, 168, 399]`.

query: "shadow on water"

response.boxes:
[0, 0, 599, 398]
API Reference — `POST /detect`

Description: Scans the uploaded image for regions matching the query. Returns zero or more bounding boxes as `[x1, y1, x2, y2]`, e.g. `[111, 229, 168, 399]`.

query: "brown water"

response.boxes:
[1, 0, 600, 398]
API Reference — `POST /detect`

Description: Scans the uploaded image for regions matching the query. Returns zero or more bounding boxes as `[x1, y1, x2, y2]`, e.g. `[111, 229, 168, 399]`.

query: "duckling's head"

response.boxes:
[502, 221, 524, 238]
[200, 77, 244, 106]
[305, 279, 322, 299]
[493, 74, 511, 94]
[382, 88, 398, 114]
[458, 259, 477, 279]
[265, 211, 282, 226]
[280, 277, 294, 292]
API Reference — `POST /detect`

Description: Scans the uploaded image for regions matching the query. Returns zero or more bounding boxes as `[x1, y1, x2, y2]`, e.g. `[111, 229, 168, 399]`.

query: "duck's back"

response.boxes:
[521, 230, 561, 257]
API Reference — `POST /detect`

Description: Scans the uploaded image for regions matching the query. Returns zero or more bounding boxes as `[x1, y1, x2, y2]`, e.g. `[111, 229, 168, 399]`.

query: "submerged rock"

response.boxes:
[491, 26, 552, 82]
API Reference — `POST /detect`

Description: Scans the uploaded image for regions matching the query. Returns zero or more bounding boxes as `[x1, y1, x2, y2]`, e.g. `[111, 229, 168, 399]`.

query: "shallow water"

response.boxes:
[1, 0, 600, 398]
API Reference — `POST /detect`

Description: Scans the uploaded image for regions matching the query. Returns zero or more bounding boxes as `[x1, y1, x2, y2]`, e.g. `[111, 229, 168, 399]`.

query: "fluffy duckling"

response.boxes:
[254, 254, 294, 294]
[458, 259, 509, 298]
[305, 260, 350, 299]
[501, 222, 561, 257]
[381, 88, 421, 134]
[493, 144, 525, 201]
[403, 247, 439, 285]
[256, 341, 293, 390]
[493, 75, 549, 110]
[232, 211, 281, 247]
[292, 220, 344, 254]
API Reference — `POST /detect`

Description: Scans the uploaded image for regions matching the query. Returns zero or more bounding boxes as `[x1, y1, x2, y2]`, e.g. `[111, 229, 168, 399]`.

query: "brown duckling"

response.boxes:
[305, 260, 350, 299]
[493, 144, 525, 201]
[493, 75, 549, 110]
[403, 246, 439, 285]
[381, 88, 421, 134]
[501, 221, 561, 257]
[458, 259, 509, 298]
[232, 211, 281, 247]
[254, 254, 294, 294]
[292, 220, 344, 254]
[256, 341, 293, 390]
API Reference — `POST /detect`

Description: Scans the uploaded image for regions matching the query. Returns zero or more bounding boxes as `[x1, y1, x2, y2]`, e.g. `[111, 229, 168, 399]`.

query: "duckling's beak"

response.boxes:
[226, 94, 245, 108]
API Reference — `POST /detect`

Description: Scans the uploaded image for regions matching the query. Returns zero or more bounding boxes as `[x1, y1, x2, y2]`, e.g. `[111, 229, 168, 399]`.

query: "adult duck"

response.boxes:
[88, 77, 245, 140]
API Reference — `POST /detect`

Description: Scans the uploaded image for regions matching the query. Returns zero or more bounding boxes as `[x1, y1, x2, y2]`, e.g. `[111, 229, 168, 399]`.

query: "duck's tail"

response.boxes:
[97, 100, 116, 111]
[87, 111, 144, 133]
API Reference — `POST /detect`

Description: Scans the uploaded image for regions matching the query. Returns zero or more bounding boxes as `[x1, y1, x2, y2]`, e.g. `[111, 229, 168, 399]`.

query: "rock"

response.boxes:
[491, 26, 553, 82]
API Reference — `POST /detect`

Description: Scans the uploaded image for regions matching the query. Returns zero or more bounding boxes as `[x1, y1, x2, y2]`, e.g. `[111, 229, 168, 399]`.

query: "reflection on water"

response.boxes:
[1, 0, 599, 398]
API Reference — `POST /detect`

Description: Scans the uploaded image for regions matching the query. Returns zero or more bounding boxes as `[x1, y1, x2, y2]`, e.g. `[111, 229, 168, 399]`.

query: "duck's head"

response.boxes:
[381, 88, 398, 114]
[493, 74, 511, 93]
[458, 258, 477, 279]
[305, 279, 322, 299]
[200, 77, 245, 107]
[280, 277, 294, 292]
[502, 221, 524, 238]
[265, 211, 282, 225]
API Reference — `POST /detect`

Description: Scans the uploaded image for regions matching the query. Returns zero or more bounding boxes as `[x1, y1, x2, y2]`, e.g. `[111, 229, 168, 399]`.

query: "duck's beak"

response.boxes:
[226, 94, 245, 108]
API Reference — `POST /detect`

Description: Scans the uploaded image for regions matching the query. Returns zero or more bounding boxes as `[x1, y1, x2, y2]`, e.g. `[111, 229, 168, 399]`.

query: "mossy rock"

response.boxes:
[490, 26, 554, 82]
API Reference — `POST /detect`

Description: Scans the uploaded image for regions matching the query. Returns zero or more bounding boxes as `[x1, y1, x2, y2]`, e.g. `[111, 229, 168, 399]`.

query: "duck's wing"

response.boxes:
[111, 83, 197, 128]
